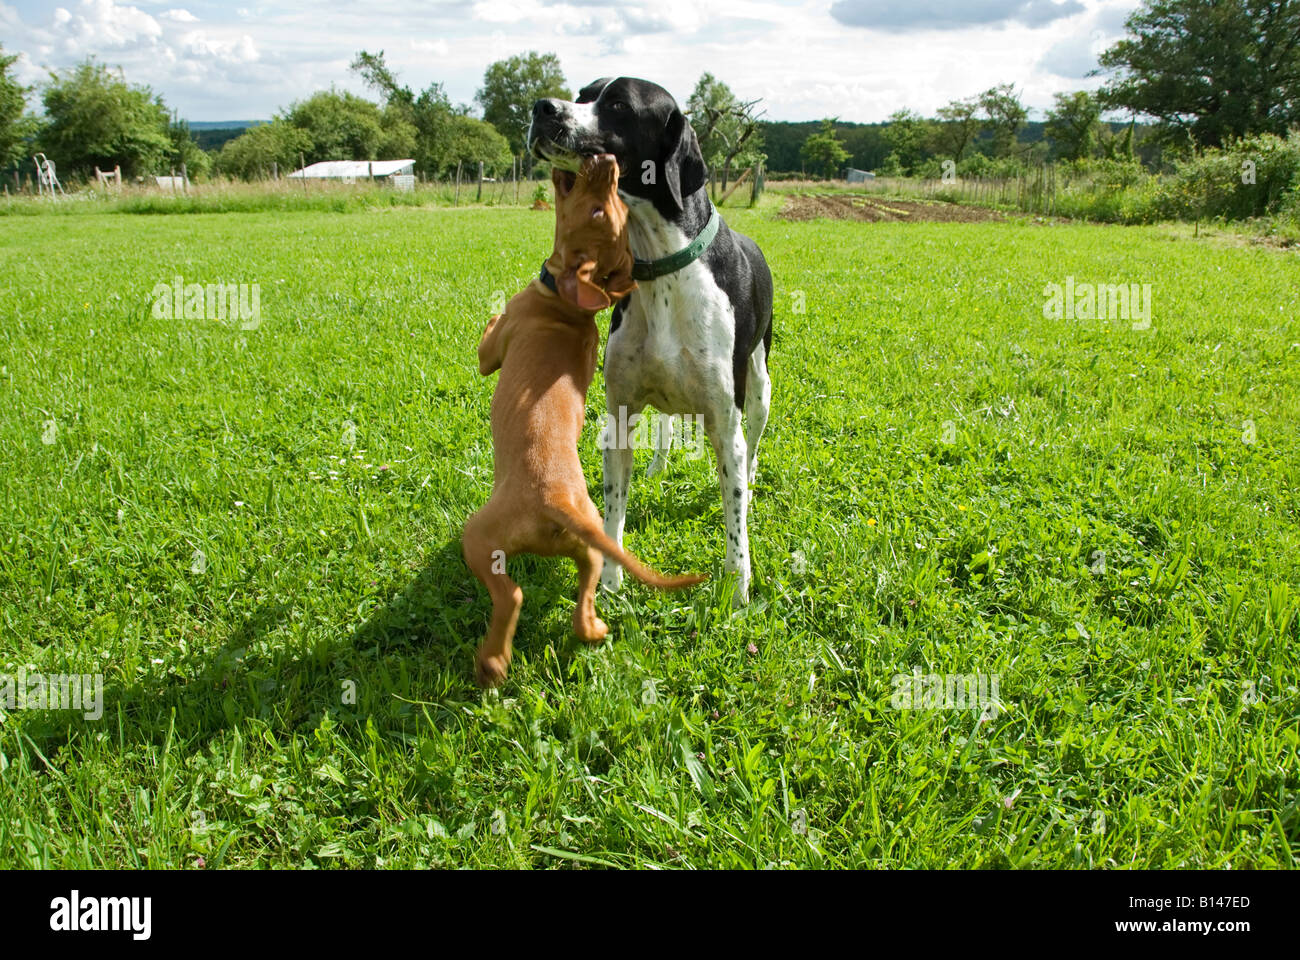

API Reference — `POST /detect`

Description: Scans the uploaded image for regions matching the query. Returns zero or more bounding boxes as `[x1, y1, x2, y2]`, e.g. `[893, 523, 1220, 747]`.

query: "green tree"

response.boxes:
[351, 50, 464, 176]
[349, 49, 418, 159]
[212, 119, 310, 180]
[800, 117, 850, 178]
[979, 84, 1028, 157]
[686, 72, 765, 192]
[350, 50, 413, 111]
[882, 109, 932, 173]
[411, 83, 460, 176]
[39, 60, 171, 179]
[1099, 0, 1300, 148]
[1098, 118, 1138, 160]
[475, 52, 569, 157]
[1, 44, 35, 169]
[932, 96, 981, 162]
[442, 114, 513, 175]
[285, 89, 390, 163]
[167, 116, 211, 179]
[1045, 91, 1103, 161]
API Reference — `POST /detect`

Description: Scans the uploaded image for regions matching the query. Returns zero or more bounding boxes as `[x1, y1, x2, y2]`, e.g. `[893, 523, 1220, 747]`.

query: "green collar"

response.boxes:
[631, 205, 720, 281]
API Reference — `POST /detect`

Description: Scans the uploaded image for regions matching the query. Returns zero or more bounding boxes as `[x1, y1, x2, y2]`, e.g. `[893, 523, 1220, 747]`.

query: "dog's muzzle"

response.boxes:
[530, 136, 581, 169]
[528, 99, 591, 169]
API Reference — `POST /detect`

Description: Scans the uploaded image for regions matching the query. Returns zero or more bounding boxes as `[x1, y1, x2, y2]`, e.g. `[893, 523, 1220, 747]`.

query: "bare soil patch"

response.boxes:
[779, 193, 1007, 223]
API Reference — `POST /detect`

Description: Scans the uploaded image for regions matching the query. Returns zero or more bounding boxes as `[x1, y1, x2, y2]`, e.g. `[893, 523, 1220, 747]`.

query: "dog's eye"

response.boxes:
[607, 100, 629, 113]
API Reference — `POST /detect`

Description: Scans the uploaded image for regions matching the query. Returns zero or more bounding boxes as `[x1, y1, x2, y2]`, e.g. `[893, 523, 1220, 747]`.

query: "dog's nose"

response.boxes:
[533, 99, 561, 121]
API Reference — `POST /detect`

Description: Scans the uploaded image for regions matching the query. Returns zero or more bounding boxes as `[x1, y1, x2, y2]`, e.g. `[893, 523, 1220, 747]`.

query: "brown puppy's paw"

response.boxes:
[475, 650, 511, 688]
[573, 616, 609, 644]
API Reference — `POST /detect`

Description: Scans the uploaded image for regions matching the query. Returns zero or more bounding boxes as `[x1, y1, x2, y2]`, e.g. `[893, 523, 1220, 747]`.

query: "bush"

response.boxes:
[1153, 133, 1300, 221]
[1066, 158, 1149, 190]
[1282, 181, 1300, 220]
[960, 155, 1029, 180]
[876, 152, 904, 177]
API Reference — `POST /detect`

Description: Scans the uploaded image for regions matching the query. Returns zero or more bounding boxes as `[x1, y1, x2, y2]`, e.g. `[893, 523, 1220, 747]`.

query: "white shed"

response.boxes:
[288, 160, 415, 181]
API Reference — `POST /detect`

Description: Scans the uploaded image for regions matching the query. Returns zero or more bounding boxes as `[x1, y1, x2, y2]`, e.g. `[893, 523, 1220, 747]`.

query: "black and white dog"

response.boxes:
[528, 77, 773, 605]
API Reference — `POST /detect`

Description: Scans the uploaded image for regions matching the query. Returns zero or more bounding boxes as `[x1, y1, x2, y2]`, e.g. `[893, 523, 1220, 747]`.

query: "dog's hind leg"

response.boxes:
[645, 413, 675, 477]
[463, 503, 525, 687]
[569, 501, 611, 643]
[744, 341, 771, 504]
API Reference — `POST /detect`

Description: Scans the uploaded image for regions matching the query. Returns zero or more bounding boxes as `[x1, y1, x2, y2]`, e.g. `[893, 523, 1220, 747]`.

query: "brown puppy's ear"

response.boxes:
[551, 166, 576, 199]
[605, 252, 638, 302]
[558, 259, 611, 311]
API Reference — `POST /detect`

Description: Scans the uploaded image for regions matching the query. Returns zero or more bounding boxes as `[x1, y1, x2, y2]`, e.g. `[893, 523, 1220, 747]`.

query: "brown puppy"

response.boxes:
[463, 154, 706, 687]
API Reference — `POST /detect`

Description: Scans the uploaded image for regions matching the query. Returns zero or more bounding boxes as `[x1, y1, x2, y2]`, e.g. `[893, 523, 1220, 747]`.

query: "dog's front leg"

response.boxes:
[600, 424, 635, 593]
[477, 313, 508, 376]
[708, 405, 752, 606]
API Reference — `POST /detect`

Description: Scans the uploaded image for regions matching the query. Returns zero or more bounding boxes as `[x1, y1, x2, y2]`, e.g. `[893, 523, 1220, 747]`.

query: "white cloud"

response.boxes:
[470, 1, 533, 24]
[0, 0, 1146, 123]
[49, 0, 163, 51]
[178, 30, 258, 64]
[829, 0, 1087, 32]
[410, 38, 451, 57]
[1035, 0, 1136, 81]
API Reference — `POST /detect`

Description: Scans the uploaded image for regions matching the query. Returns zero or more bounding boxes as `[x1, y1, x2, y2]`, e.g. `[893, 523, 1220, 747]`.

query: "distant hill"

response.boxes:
[187, 120, 265, 152]
[188, 120, 264, 129]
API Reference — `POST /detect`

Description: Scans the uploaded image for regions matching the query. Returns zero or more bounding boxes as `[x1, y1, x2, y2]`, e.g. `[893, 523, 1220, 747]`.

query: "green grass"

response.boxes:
[1, 202, 1297, 868]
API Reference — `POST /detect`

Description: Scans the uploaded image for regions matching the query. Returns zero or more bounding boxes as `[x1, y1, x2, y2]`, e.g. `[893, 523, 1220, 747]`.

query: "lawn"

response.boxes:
[0, 200, 1297, 867]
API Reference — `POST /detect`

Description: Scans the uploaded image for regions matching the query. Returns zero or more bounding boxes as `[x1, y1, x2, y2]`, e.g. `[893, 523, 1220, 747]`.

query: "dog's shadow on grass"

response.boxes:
[16, 534, 607, 764]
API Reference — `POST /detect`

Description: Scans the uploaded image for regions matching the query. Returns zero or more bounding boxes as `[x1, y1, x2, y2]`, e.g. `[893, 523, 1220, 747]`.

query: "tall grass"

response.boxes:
[0, 175, 542, 216]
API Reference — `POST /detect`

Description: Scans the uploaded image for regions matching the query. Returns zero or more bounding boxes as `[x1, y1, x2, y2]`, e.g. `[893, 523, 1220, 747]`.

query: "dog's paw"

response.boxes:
[574, 616, 609, 644]
[645, 454, 668, 477]
[475, 651, 511, 688]
[726, 569, 751, 608]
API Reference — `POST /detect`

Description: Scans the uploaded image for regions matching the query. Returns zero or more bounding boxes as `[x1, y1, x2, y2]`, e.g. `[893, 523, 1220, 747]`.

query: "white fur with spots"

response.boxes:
[600, 195, 768, 605]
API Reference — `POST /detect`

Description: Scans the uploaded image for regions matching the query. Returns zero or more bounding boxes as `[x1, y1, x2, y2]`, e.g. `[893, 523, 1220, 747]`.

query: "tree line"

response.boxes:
[0, 49, 571, 184]
[790, 0, 1300, 178]
[784, 87, 1151, 180]
[1, 0, 1296, 186]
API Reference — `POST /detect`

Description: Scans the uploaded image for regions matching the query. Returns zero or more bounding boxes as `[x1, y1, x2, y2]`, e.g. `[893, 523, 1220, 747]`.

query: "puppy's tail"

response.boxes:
[543, 504, 708, 591]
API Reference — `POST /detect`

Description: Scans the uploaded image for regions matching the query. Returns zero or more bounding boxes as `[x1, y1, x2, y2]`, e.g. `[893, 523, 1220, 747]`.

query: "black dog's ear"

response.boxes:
[662, 109, 707, 214]
[577, 78, 614, 104]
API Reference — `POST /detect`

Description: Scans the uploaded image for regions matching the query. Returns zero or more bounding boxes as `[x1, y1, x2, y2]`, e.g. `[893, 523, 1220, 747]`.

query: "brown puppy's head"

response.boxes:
[545, 153, 636, 312]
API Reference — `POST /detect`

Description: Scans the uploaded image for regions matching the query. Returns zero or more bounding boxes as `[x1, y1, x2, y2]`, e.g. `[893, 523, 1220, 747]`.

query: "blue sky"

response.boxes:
[1, 0, 1141, 122]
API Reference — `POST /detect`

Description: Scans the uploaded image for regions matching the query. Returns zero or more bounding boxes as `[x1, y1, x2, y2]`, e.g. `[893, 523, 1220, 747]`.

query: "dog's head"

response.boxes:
[545, 153, 636, 313]
[528, 77, 707, 219]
